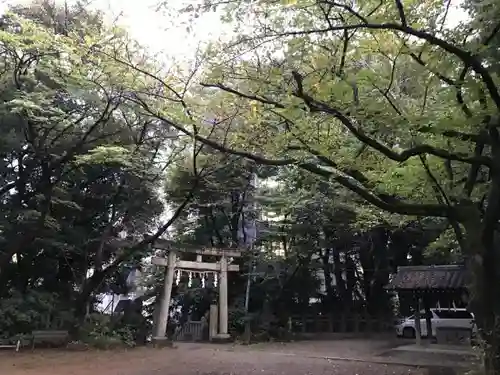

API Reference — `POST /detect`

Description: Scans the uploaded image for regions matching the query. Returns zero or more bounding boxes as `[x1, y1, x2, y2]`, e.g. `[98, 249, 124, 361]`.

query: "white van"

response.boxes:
[395, 308, 476, 338]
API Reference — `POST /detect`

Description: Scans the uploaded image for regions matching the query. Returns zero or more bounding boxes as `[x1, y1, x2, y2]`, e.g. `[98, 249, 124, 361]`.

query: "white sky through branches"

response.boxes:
[0, 0, 469, 66]
[0, 0, 230, 65]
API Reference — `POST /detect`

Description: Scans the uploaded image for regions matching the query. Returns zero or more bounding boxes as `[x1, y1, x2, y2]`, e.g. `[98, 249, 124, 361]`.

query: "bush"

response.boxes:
[0, 290, 73, 338]
[79, 313, 135, 349]
[229, 308, 246, 335]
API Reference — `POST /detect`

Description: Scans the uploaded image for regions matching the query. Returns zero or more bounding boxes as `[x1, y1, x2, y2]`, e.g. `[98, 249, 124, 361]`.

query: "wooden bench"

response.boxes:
[0, 339, 20, 352]
[31, 330, 69, 349]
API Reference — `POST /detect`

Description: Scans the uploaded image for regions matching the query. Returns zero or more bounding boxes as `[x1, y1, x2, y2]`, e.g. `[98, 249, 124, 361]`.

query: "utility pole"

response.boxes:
[244, 249, 255, 313]
[242, 168, 258, 343]
[243, 248, 255, 344]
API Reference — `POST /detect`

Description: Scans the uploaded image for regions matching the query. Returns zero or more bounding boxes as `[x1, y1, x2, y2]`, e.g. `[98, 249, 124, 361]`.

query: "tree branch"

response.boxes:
[464, 138, 486, 197]
[483, 22, 500, 47]
[132, 97, 454, 218]
[299, 162, 453, 217]
[129, 94, 293, 166]
[201, 82, 284, 108]
[455, 66, 473, 118]
[290, 71, 493, 167]
[76, 170, 202, 313]
[267, 17, 500, 110]
[0, 181, 15, 197]
[406, 50, 456, 86]
[394, 0, 407, 25]
[416, 126, 488, 144]
[204, 77, 493, 168]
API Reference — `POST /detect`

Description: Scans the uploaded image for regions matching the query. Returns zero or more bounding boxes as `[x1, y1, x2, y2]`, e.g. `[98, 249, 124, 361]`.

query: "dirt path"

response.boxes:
[233, 338, 471, 369]
[0, 344, 427, 375]
[235, 336, 402, 358]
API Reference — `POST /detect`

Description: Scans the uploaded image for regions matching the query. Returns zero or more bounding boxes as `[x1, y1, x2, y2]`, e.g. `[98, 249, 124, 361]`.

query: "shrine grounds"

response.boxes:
[0, 338, 471, 375]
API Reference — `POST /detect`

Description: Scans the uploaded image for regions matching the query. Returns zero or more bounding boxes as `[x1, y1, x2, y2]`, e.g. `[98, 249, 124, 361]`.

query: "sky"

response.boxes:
[89, 0, 229, 61]
[0, 0, 230, 65]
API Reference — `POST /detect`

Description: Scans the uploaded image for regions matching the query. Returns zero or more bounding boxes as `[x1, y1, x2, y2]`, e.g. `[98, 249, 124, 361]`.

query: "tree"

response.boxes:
[143, 0, 500, 371]
[165, 153, 257, 248]
[260, 168, 449, 317]
[9, 0, 103, 35]
[0, 2, 201, 335]
[465, 0, 500, 75]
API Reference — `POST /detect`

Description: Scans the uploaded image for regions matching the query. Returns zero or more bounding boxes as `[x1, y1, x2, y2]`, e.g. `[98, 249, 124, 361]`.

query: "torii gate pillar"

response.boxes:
[152, 250, 176, 345]
[218, 255, 230, 339]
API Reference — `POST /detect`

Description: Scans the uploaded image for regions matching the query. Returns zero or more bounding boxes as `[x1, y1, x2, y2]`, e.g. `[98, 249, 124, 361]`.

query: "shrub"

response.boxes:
[79, 313, 135, 349]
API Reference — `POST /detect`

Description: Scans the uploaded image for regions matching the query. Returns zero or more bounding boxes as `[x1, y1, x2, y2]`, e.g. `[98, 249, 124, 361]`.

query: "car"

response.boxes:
[395, 308, 476, 338]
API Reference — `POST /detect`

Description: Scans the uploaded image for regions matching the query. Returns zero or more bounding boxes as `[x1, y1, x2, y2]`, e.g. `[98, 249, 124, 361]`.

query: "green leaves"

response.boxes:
[0, 2, 179, 335]
[74, 146, 132, 167]
[181, 0, 498, 217]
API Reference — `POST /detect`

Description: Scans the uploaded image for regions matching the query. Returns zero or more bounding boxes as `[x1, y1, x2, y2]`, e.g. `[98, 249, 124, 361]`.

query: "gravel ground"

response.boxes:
[0, 344, 427, 375]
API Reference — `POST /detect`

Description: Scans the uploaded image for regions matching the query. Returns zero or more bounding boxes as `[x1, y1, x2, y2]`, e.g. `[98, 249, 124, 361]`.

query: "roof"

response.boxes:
[386, 265, 467, 291]
[114, 299, 132, 313]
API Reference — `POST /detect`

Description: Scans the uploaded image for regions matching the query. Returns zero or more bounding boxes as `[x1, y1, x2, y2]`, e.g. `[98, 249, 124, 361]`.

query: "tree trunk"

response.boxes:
[460, 196, 500, 375]
[477, 246, 500, 375]
[320, 248, 335, 308]
[483, 343, 500, 375]
[332, 250, 346, 302]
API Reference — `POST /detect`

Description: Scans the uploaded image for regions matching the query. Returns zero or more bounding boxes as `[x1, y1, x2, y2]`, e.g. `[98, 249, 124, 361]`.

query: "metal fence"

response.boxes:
[290, 314, 394, 333]
[174, 320, 205, 341]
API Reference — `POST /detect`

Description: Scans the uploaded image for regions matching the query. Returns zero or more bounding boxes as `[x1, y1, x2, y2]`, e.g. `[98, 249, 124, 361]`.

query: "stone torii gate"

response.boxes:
[151, 241, 241, 345]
